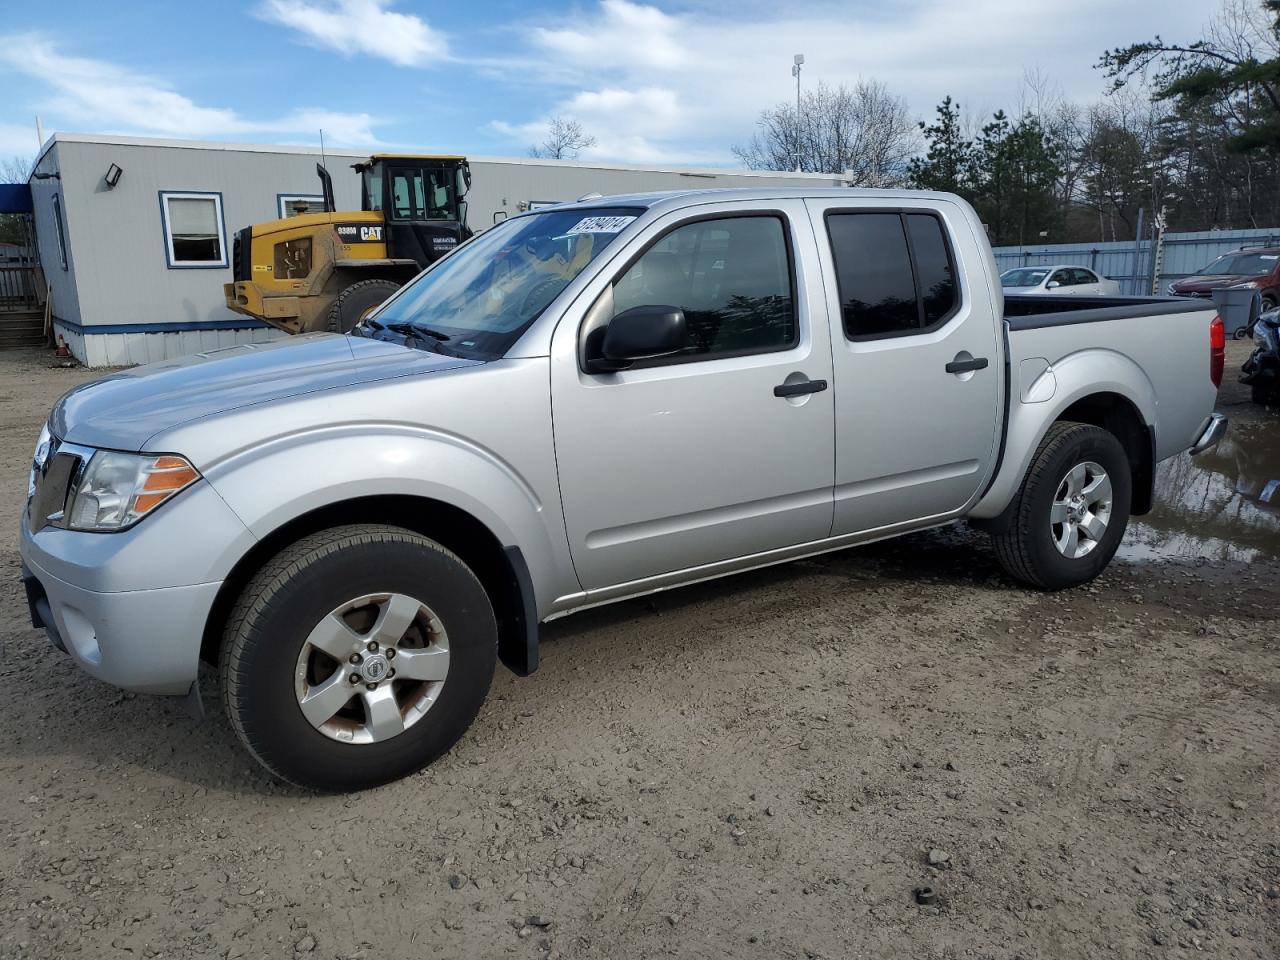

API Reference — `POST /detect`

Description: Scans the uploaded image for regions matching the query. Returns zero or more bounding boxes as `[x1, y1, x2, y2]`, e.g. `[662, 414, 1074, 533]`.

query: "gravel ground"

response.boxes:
[1, 343, 1277, 960]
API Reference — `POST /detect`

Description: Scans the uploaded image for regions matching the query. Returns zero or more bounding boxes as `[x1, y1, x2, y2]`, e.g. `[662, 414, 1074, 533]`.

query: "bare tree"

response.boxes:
[0, 154, 35, 183]
[732, 80, 919, 184]
[528, 117, 597, 160]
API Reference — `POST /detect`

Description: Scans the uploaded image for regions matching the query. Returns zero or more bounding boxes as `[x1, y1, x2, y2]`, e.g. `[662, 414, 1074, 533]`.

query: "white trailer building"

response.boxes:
[28, 133, 846, 367]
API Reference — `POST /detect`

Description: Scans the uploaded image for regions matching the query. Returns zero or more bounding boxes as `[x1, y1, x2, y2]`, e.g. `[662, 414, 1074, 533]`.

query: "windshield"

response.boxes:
[364, 206, 641, 357]
[1001, 268, 1049, 287]
[1198, 252, 1278, 276]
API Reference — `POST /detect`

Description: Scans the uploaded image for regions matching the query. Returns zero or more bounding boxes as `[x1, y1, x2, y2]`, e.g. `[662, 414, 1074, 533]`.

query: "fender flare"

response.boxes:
[971, 348, 1157, 521]
[201, 427, 571, 675]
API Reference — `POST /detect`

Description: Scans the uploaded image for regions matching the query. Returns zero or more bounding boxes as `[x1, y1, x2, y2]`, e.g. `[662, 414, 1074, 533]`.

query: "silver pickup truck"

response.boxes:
[21, 188, 1227, 791]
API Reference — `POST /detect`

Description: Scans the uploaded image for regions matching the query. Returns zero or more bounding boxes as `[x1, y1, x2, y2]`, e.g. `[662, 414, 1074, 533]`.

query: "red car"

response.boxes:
[1170, 247, 1280, 311]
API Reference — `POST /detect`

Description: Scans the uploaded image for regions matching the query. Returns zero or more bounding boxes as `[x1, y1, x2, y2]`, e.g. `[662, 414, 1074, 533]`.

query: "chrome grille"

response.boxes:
[27, 439, 84, 533]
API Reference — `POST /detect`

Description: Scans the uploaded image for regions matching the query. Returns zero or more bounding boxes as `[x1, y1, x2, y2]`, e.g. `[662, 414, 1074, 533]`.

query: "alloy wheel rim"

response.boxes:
[1050, 460, 1112, 559]
[293, 592, 450, 744]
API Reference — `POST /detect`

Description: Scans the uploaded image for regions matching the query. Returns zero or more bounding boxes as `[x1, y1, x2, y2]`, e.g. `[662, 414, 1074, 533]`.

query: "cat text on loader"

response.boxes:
[224, 155, 473, 334]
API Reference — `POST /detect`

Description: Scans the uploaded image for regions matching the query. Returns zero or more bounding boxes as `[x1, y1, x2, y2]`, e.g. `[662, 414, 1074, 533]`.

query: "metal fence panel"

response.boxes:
[992, 228, 1280, 295]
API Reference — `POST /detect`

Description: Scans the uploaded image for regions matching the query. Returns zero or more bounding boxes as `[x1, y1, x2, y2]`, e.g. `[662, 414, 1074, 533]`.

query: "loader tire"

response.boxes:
[326, 279, 402, 334]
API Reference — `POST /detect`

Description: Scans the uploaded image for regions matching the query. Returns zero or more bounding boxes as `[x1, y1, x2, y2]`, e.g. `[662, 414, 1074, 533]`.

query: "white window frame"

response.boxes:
[159, 190, 228, 269]
[277, 193, 326, 218]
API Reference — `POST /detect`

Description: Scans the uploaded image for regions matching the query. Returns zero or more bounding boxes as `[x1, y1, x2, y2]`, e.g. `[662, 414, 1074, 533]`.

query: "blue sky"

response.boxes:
[0, 0, 1212, 166]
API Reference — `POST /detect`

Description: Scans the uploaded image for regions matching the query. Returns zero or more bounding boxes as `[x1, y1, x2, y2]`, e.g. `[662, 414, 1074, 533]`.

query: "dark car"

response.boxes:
[1170, 247, 1280, 311]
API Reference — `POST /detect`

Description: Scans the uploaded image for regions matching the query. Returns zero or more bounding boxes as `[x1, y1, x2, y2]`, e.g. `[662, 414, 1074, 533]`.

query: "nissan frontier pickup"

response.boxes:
[21, 188, 1228, 790]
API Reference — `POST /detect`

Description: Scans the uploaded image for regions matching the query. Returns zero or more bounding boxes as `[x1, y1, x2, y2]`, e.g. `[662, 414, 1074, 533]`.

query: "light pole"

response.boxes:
[791, 54, 804, 172]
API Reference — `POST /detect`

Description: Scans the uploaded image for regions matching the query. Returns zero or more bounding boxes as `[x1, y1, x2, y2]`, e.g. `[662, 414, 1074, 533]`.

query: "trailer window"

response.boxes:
[159, 191, 227, 268]
[52, 194, 68, 270]
[277, 194, 326, 218]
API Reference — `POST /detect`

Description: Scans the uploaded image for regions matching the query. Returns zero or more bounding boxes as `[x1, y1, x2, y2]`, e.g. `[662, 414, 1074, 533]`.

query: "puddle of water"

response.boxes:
[1120, 418, 1280, 563]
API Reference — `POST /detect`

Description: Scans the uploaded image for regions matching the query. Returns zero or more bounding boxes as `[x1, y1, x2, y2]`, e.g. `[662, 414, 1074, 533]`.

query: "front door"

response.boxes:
[383, 163, 463, 266]
[551, 202, 835, 592]
[804, 199, 1002, 536]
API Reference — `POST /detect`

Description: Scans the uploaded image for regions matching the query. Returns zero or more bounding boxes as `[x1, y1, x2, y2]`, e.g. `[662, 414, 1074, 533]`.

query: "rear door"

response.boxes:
[804, 200, 1003, 536]
[1073, 268, 1102, 294]
[551, 200, 835, 591]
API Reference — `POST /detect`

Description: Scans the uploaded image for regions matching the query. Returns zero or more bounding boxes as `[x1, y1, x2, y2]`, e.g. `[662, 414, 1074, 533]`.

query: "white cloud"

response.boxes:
[257, 0, 447, 66]
[491, 0, 1214, 165]
[0, 35, 382, 147]
[0, 122, 43, 162]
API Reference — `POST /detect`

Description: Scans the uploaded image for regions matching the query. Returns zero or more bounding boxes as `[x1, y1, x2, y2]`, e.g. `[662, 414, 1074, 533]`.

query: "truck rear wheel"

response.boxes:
[991, 422, 1132, 591]
[220, 524, 497, 791]
[325, 279, 402, 334]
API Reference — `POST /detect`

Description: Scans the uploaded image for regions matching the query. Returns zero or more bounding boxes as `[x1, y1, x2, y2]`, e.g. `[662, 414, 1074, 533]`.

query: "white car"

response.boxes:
[1001, 265, 1121, 296]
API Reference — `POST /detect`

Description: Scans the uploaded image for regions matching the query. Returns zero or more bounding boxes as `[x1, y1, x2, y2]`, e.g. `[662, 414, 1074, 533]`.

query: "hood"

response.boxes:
[51, 333, 481, 452]
[1173, 274, 1257, 292]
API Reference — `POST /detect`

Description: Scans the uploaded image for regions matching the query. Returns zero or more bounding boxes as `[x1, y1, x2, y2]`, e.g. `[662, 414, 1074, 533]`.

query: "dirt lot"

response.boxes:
[1, 342, 1277, 960]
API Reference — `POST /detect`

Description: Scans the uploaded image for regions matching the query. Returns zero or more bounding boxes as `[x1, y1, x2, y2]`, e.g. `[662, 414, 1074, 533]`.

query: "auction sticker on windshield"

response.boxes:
[566, 215, 636, 235]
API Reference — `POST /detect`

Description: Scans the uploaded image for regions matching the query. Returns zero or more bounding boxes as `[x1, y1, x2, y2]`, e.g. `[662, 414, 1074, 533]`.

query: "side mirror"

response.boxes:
[587, 305, 686, 373]
[1046, 280, 1061, 289]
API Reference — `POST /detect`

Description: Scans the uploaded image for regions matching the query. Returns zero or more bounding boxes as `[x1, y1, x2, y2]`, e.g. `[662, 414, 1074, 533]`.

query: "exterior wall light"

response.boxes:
[104, 163, 123, 188]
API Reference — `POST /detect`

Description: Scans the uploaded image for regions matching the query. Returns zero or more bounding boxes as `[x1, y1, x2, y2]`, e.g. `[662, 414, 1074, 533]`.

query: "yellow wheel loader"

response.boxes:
[224, 155, 472, 334]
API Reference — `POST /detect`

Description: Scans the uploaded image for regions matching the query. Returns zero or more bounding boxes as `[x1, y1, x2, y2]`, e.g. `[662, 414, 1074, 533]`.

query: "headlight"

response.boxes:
[29, 423, 51, 499]
[67, 451, 200, 531]
[1230, 281, 1260, 289]
[1166, 282, 1178, 295]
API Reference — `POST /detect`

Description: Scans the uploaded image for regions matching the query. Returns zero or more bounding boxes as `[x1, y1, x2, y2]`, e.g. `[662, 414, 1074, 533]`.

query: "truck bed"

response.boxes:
[1003, 294, 1211, 329]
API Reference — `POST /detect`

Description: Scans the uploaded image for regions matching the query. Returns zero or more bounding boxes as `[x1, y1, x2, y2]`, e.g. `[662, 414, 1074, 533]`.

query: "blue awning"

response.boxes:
[0, 184, 33, 214]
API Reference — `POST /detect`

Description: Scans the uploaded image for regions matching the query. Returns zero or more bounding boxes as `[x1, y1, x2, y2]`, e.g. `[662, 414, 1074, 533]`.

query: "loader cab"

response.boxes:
[355, 155, 473, 265]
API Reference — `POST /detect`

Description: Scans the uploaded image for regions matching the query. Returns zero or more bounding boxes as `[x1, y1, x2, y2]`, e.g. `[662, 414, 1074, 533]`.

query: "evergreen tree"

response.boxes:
[908, 97, 972, 193]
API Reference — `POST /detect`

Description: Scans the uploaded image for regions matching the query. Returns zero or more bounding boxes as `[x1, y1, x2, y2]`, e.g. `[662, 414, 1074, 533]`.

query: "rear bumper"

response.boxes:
[1189, 413, 1228, 456]
[20, 555, 219, 695]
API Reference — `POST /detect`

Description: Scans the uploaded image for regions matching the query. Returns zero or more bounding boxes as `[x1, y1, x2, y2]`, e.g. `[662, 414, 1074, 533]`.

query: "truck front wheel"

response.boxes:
[220, 524, 497, 791]
[325, 279, 402, 334]
[991, 422, 1132, 591]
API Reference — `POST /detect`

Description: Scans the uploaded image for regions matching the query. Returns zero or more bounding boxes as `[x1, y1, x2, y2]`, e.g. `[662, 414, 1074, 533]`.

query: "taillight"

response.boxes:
[1209, 314, 1225, 388]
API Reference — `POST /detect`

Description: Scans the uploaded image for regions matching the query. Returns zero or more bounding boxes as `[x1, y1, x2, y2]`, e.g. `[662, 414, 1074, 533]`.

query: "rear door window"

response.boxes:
[826, 210, 960, 339]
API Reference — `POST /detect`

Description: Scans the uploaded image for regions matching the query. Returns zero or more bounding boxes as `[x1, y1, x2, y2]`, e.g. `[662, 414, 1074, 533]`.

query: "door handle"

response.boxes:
[773, 378, 827, 398]
[945, 356, 989, 374]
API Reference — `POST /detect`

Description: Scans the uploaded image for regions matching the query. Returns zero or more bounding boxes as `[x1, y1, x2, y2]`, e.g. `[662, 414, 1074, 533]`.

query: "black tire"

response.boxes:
[325, 279, 401, 334]
[991, 422, 1132, 591]
[1262, 297, 1277, 313]
[220, 524, 496, 791]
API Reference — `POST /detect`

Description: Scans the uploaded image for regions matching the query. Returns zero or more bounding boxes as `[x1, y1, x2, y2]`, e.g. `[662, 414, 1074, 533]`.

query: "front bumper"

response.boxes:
[20, 556, 220, 695]
[1189, 413, 1228, 456]
[18, 478, 255, 696]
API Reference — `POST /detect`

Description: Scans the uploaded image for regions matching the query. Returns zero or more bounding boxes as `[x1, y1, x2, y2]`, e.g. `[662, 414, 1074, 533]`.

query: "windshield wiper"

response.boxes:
[383, 321, 452, 342]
